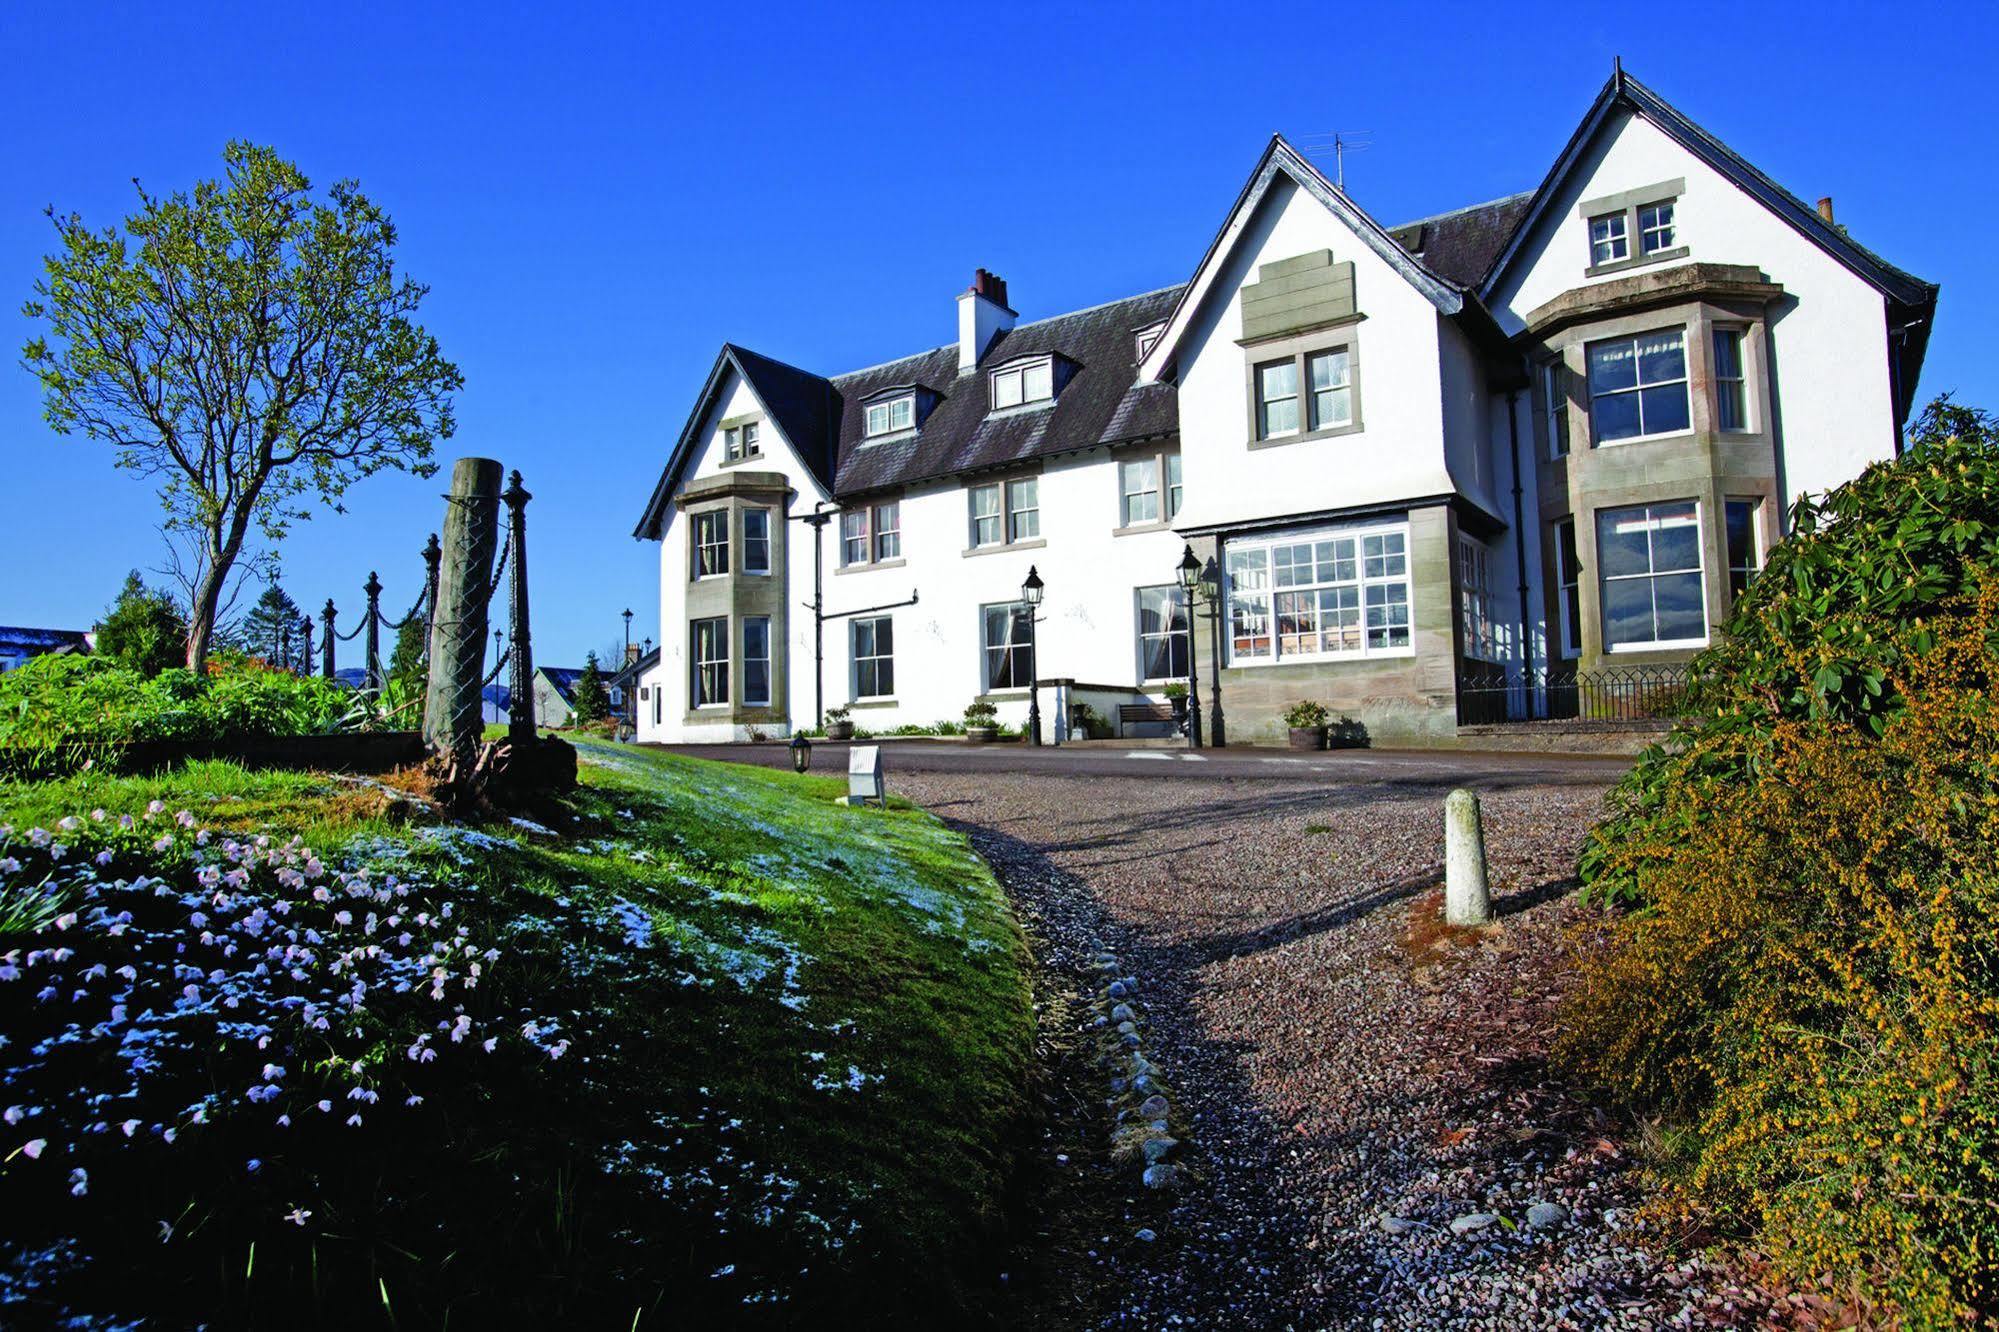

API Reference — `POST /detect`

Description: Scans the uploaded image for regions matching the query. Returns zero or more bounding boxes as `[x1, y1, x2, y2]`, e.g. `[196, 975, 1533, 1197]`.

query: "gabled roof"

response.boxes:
[536, 665, 586, 701]
[830, 285, 1184, 497]
[1138, 136, 1482, 384]
[0, 626, 90, 653]
[1481, 67, 1937, 311]
[633, 344, 841, 538]
[610, 647, 659, 687]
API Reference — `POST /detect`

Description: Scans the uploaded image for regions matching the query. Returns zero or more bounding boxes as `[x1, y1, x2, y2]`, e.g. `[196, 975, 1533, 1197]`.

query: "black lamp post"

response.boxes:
[1021, 565, 1045, 747]
[790, 732, 812, 773]
[1200, 555, 1227, 746]
[1176, 544, 1205, 749]
[622, 607, 633, 658]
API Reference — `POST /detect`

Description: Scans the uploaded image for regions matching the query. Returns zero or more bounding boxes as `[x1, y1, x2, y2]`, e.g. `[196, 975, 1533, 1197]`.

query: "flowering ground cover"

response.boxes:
[0, 742, 1032, 1326]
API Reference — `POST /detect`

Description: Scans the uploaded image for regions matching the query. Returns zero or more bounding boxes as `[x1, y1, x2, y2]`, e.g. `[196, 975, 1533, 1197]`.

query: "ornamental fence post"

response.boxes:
[421, 532, 442, 665]
[362, 572, 384, 696]
[320, 600, 337, 682]
[503, 470, 537, 745]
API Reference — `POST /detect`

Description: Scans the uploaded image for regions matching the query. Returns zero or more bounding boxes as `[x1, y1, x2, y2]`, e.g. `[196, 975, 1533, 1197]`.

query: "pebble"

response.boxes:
[1141, 1164, 1177, 1190]
[1450, 1212, 1499, 1236]
[1138, 1094, 1169, 1119]
[1527, 1202, 1568, 1229]
[1142, 1135, 1177, 1163]
[1134, 1227, 1157, 1243]
[1379, 1216, 1418, 1235]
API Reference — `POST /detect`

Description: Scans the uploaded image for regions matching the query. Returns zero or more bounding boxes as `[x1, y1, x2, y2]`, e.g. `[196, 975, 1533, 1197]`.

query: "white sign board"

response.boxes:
[847, 744, 885, 806]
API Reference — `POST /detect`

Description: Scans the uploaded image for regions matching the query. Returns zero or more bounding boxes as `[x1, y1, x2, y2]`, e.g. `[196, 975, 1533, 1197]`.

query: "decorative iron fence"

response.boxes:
[1455, 662, 1694, 726]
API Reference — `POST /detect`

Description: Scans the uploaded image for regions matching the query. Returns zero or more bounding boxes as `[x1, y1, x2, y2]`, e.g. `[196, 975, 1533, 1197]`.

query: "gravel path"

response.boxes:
[897, 764, 1781, 1330]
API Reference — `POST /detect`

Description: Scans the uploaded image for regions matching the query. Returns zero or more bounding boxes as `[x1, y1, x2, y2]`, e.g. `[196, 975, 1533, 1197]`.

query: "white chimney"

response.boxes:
[956, 268, 1015, 372]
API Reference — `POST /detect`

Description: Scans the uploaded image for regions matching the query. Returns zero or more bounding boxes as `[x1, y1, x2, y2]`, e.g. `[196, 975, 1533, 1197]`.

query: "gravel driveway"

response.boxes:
[883, 761, 1779, 1330]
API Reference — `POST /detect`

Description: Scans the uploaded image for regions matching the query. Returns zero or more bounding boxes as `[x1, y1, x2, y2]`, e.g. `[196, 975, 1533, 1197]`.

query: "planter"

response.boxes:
[965, 725, 998, 744]
[1288, 726, 1326, 751]
[825, 720, 855, 741]
[1169, 695, 1189, 722]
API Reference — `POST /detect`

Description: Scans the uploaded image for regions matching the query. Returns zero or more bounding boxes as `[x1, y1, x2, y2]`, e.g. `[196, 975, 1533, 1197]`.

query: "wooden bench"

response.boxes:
[1117, 703, 1178, 737]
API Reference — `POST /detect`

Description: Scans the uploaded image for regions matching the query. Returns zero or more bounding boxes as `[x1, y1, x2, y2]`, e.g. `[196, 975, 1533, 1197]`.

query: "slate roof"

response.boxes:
[1385, 192, 1536, 289]
[0, 626, 90, 654]
[729, 344, 841, 490]
[537, 666, 585, 702]
[610, 647, 659, 688]
[830, 284, 1185, 497]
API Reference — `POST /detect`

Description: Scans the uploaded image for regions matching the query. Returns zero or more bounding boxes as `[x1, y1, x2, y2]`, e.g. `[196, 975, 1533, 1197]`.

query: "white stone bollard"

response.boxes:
[1444, 788, 1491, 927]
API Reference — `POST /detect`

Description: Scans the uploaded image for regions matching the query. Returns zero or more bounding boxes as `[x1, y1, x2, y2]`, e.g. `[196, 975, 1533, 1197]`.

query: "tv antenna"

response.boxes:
[1296, 130, 1372, 192]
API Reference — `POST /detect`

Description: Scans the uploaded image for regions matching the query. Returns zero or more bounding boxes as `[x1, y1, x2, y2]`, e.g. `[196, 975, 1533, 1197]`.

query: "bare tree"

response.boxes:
[22, 142, 462, 668]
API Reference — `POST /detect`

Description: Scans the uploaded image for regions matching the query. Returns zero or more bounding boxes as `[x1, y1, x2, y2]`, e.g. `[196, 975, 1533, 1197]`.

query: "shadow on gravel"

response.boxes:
[1160, 864, 1443, 969]
[943, 818, 1331, 1330]
[1495, 874, 1581, 918]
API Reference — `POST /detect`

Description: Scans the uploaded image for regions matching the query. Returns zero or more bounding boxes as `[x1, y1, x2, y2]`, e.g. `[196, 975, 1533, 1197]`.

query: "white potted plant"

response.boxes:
[963, 700, 998, 744]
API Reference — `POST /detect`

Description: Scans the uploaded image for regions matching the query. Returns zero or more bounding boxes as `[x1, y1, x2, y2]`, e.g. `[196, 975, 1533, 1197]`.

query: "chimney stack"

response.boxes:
[1817, 196, 1835, 224]
[625, 643, 641, 668]
[957, 268, 1016, 372]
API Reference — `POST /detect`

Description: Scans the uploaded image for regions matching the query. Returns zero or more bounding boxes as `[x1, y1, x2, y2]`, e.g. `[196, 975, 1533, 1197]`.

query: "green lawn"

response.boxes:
[0, 740, 1032, 1327]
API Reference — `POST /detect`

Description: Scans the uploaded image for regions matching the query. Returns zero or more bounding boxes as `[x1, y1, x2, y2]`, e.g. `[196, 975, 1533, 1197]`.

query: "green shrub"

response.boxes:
[962, 701, 997, 726]
[0, 654, 354, 774]
[1581, 397, 1999, 907]
[1281, 699, 1328, 729]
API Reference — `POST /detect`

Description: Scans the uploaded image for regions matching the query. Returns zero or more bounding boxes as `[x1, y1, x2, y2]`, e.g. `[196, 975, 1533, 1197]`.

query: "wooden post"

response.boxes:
[320, 600, 337, 682]
[503, 470, 537, 746]
[423, 458, 505, 757]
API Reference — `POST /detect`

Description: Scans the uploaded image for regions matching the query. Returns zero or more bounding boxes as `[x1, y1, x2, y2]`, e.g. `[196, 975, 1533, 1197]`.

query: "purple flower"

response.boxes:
[68, 1167, 88, 1197]
[22, 1138, 47, 1159]
[284, 1207, 311, 1226]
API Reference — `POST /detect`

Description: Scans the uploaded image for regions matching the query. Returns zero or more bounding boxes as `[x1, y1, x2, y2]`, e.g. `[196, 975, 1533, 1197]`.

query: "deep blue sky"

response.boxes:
[3, 2, 1993, 666]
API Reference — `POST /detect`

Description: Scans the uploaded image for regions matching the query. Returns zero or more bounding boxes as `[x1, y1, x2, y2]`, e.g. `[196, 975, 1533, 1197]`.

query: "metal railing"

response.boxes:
[1455, 662, 1694, 726]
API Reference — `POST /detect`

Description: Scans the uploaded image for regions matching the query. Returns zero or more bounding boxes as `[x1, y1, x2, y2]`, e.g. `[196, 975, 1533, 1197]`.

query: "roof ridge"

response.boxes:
[1387, 190, 1535, 232]
[827, 282, 1187, 385]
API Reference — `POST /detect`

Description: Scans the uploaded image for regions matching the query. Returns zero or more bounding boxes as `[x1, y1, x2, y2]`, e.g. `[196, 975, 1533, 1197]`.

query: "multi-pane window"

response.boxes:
[1255, 359, 1300, 439]
[864, 395, 915, 438]
[1544, 361, 1570, 458]
[991, 358, 1054, 410]
[1166, 453, 1183, 517]
[1459, 536, 1495, 661]
[1714, 328, 1748, 432]
[742, 616, 771, 707]
[1725, 499, 1762, 599]
[840, 509, 869, 566]
[1121, 457, 1160, 527]
[1226, 525, 1412, 663]
[693, 509, 730, 578]
[842, 502, 901, 566]
[873, 501, 900, 561]
[1555, 519, 1581, 659]
[969, 484, 1003, 547]
[723, 421, 760, 462]
[1136, 585, 1191, 681]
[970, 477, 1040, 548]
[1588, 212, 1629, 265]
[1588, 329, 1690, 444]
[743, 508, 771, 575]
[1007, 478, 1040, 542]
[691, 617, 729, 706]
[981, 604, 1036, 690]
[1597, 500, 1706, 650]
[1638, 201, 1676, 255]
[1307, 349, 1353, 431]
[852, 616, 894, 698]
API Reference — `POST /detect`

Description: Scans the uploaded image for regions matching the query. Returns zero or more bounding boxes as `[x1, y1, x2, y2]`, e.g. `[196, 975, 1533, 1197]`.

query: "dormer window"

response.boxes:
[990, 357, 1054, 411]
[864, 394, 915, 438]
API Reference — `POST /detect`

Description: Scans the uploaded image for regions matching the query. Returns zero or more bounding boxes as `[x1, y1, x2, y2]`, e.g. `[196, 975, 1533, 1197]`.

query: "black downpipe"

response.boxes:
[1506, 389, 1533, 700]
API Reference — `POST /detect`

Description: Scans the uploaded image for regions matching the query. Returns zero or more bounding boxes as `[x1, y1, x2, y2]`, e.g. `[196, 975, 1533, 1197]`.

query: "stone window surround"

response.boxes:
[1579, 177, 1690, 279]
[962, 465, 1045, 556]
[1112, 443, 1183, 536]
[1534, 296, 1773, 461]
[836, 496, 904, 571]
[718, 411, 765, 468]
[1240, 321, 1366, 450]
[672, 470, 793, 726]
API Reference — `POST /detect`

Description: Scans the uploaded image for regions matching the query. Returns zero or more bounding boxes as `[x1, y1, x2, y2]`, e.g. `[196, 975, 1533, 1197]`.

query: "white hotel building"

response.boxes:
[630, 69, 1936, 747]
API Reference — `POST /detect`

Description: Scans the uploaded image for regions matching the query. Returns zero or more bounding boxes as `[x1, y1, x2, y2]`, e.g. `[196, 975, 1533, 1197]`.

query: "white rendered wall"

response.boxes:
[1167, 175, 1460, 536]
[1488, 108, 1900, 504]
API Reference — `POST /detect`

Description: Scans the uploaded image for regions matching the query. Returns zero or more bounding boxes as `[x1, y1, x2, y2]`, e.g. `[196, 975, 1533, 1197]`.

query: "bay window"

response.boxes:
[692, 509, 729, 579]
[742, 616, 771, 707]
[1555, 519, 1581, 659]
[1458, 536, 1495, 661]
[1596, 500, 1706, 650]
[1714, 328, 1749, 432]
[743, 508, 771, 575]
[1587, 328, 1690, 444]
[1226, 523, 1412, 664]
[1725, 498, 1762, 599]
[691, 617, 728, 707]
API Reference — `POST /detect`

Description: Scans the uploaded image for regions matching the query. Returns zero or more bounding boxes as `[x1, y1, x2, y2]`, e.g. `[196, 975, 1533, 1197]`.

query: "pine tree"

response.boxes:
[386, 615, 428, 700]
[242, 584, 306, 669]
[570, 651, 610, 725]
[93, 571, 187, 677]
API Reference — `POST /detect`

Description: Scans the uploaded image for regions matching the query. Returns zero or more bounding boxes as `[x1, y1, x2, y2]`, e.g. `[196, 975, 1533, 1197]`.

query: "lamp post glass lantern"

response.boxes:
[790, 733, 812, 773]
[1021, 566, 1044, 746]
